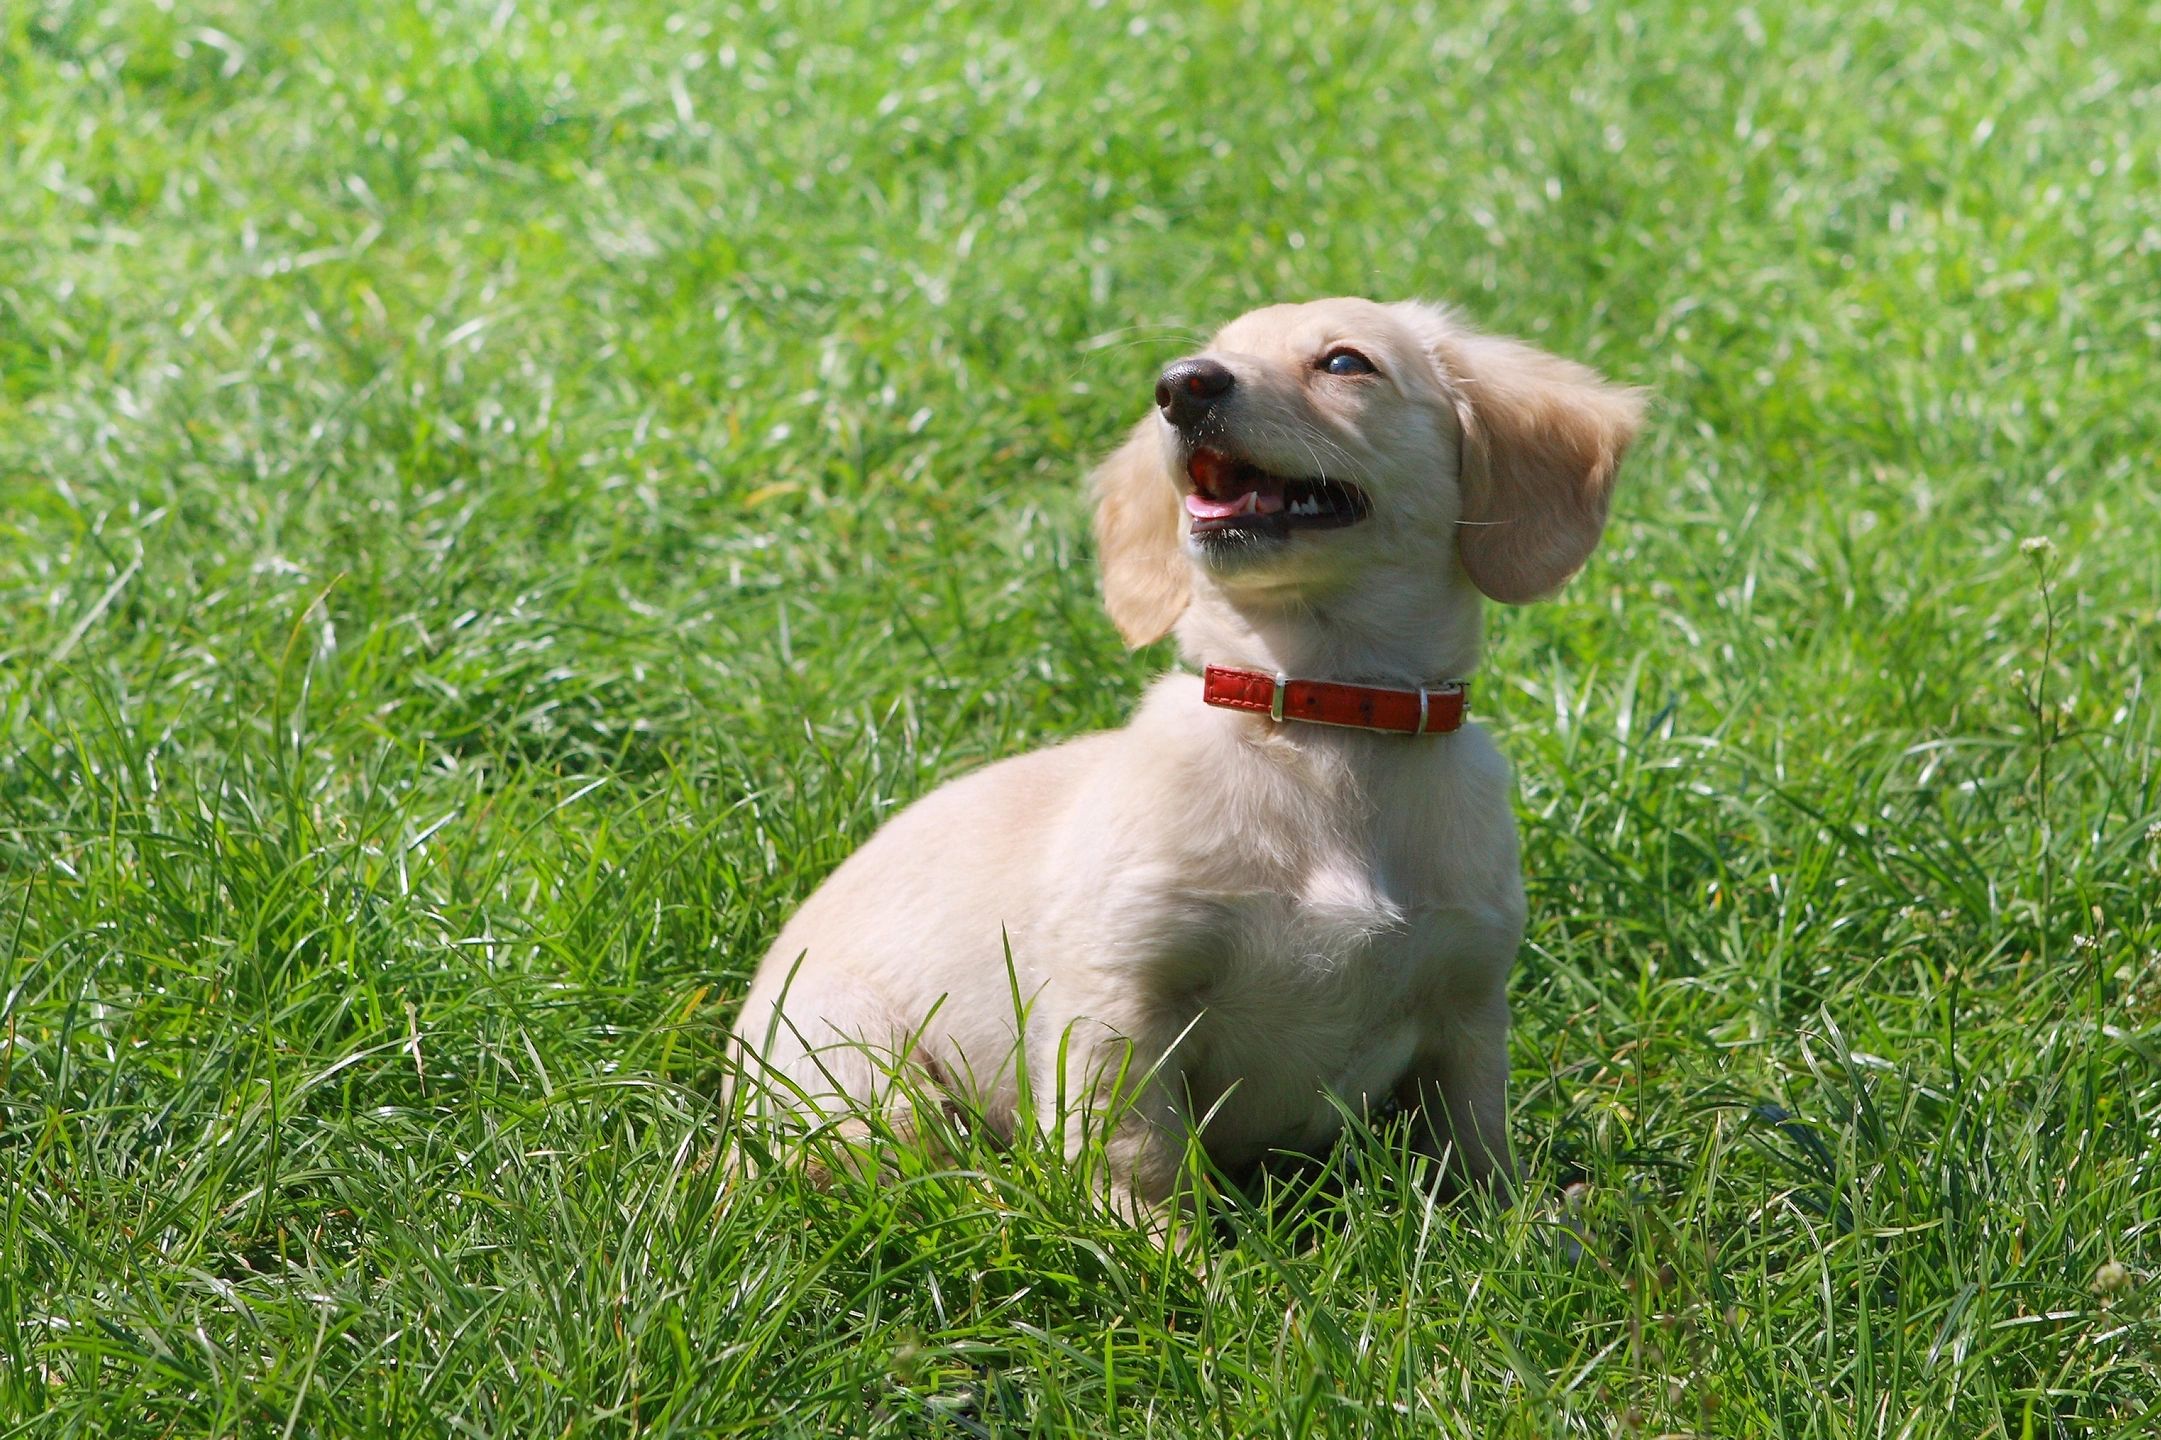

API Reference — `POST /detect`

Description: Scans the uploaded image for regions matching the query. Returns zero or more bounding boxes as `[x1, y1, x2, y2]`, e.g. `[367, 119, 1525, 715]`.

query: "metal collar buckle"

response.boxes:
[1417, 679, 1465, 734]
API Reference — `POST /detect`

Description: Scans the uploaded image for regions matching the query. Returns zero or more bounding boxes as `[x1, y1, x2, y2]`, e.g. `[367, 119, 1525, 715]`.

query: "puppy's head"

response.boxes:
[1092, 298, 1645, 648]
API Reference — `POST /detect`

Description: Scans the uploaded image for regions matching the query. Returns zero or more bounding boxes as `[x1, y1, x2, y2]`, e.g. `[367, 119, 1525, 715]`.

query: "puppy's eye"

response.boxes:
[1320, 348, 1377, 376]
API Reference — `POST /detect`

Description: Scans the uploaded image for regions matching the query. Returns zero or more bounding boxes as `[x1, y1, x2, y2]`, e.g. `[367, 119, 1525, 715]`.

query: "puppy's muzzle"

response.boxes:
[1155, 358, 1235, 429]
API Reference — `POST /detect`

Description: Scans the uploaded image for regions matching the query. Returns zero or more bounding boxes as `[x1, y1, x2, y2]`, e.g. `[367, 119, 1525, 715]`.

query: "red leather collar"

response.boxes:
[1201, 664, 1469, 735]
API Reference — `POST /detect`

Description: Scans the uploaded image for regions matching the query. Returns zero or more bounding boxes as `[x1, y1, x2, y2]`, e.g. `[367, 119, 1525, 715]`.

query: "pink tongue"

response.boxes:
[1186, 490, 1286, 519]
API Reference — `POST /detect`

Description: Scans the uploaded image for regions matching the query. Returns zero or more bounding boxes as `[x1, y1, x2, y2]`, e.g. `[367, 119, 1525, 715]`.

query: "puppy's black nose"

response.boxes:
[1154, 358, 1235, 428]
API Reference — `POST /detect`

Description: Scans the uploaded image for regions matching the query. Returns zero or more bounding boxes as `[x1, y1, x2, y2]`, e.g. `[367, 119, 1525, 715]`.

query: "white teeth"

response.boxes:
[1235, 490, 1259, 515]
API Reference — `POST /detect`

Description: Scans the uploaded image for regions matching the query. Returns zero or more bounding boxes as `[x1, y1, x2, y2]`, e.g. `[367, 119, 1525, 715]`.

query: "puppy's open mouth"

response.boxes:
[1184, 448, 1370, 536]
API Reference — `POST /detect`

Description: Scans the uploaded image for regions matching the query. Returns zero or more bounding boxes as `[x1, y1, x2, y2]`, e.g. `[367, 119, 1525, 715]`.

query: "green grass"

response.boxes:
[4, 0, 2160, 1433]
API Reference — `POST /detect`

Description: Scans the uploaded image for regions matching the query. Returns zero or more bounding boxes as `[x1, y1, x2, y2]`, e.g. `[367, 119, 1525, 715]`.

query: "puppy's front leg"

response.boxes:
[1401, 990, 1516, 1199]
[1049, 1019, 1201, 1244]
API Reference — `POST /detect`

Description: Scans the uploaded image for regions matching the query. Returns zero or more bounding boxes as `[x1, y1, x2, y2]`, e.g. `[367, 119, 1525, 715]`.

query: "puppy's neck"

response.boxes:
[1175, 576, 1483, 686]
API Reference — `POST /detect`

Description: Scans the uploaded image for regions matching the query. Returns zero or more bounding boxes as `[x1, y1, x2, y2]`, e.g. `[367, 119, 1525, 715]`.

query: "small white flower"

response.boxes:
[2094, 1260, 2131, 1294]
[2019, 536, 2055, 556]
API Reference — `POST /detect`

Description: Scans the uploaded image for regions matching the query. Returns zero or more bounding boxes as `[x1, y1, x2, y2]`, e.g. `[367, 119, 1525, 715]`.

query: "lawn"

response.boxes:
[4, 0, 2160, 1434]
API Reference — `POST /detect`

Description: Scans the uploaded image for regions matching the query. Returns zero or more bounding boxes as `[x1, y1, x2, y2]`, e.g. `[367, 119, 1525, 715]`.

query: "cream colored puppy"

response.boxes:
[730, 298, 1642, 1222]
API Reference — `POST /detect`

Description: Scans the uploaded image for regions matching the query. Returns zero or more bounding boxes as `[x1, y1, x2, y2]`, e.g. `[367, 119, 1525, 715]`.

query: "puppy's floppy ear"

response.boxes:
[1403, 305, 1646, 604]
[1091, 419, 1189, 646]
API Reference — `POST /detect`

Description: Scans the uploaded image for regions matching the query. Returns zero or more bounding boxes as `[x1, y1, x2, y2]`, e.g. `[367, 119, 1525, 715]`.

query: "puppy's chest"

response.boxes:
[1126, 757, 1472, 1008]
[1111, 755, 1500, 1155]
[1163, 873, 1449, 1157]
[1181, 862, 1440, 1011]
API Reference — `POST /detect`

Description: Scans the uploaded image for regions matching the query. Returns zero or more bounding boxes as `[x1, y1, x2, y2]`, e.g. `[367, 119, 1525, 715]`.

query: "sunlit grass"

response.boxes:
[4, 0, 2159, 1434]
